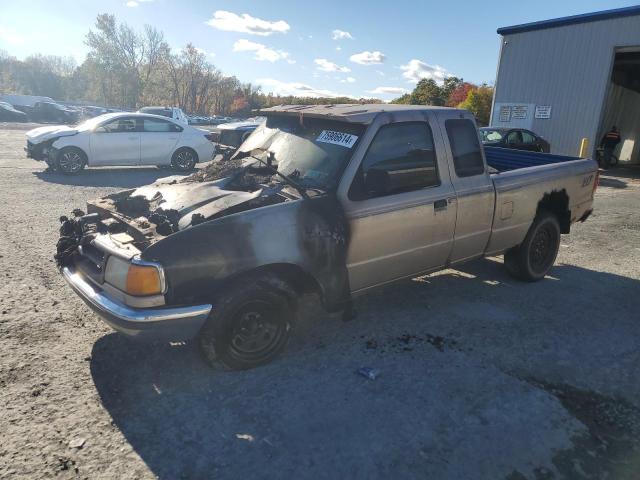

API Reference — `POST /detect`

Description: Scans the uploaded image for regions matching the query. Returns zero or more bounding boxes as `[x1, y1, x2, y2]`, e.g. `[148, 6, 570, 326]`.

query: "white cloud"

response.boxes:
[0, 26, 25, 45]
[341, 77, 356, 83]
[207, 11, 289, 36]
[336, 46, 342, 51]
[233, 39, 292, 63]
[256, 78, 355, 98]
[125, 0, 152, 7]
[350, 51, 385, 65]
[367, 86, 408, 95]
[401, 59, 450, 84]
[314, 58, 350, 73]
[332, 29, 353, 40]
[376, 70, 385, 76]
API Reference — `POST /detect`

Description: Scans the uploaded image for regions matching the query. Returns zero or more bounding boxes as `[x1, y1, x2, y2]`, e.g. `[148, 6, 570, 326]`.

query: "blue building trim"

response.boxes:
[497, 5, 640, 35]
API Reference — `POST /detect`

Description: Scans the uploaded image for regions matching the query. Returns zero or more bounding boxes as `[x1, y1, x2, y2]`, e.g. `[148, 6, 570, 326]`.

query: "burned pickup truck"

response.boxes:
[57, 105, 598, 370]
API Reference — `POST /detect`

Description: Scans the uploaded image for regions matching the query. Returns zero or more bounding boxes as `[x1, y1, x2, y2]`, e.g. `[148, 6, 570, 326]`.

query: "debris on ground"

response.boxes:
[357, 367, 380, 380]
[68, 437, 86, 449]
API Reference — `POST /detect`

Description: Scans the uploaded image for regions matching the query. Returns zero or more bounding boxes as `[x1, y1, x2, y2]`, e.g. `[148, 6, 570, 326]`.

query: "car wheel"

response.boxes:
[57, 147, 86, 175]
[504, 212, 561, 282]
[198, 274, 297, 370]
[171, 147, 197, 172]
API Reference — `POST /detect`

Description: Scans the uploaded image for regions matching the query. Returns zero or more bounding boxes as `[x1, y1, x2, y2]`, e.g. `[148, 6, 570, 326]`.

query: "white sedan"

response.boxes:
[25, 112, 216, 174]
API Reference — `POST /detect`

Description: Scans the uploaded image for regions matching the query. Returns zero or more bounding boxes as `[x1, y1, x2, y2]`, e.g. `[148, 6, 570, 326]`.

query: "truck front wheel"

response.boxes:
[504, 212, 561, 282]
[198, 274, 297, 370]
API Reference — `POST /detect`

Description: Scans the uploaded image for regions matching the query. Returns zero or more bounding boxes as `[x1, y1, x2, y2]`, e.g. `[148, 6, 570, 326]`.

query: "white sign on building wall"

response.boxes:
[491, 103, 536, 129]
[512, 105, 529, 119]
[499, 105, 511, 122]
[535, 105, 552, 119]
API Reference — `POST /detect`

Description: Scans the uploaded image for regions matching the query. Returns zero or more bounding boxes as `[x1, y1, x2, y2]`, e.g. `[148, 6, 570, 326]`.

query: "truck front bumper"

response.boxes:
[62, 267, 212, 342]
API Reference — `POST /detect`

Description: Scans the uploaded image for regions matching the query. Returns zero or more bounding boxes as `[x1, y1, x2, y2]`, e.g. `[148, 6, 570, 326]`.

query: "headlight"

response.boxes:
[104, 256, 165, 296]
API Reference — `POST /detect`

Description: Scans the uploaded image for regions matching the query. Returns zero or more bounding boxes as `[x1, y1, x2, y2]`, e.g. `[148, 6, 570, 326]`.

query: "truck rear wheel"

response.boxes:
[504, 212, 561, 282]
[198, 274, 297, 370]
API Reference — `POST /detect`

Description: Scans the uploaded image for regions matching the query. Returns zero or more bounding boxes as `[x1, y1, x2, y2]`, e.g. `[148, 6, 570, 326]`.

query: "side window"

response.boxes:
[143, 118, 182, 133]
[522, 131, 536, 144]
[349, 122, 439, 201]
[506, 130, 523, 144]
[100, 118, 137, 133]
[445, 119, 485, 177]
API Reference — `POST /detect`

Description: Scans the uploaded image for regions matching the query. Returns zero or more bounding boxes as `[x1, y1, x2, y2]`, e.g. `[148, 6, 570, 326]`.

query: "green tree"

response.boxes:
[458, 85, 494, 126]
[390, 93, 411, 104]
[410, 78, 445, 106]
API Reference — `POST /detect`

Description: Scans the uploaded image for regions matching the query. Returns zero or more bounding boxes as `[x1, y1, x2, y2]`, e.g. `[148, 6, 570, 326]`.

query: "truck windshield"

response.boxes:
[236, 116, 365, 191]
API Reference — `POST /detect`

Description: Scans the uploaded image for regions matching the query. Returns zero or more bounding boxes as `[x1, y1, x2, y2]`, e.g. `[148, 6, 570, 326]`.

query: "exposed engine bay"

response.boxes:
[55, 158, 297, 265]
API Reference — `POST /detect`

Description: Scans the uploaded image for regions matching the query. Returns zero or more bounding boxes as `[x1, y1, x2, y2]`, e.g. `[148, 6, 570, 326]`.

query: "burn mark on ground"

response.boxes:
[521, 377, 640, 479]
[361, 332, 459, 354]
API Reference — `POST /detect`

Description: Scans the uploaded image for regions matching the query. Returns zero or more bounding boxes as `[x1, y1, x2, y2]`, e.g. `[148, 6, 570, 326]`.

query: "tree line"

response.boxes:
[392, 78, 494, 125]
[0, 14, 381, 116]
[0, 13, 491, 121]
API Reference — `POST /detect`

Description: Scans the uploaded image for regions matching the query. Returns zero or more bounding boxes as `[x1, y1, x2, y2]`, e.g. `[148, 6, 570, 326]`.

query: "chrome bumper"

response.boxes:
[62, 267, 212, 341]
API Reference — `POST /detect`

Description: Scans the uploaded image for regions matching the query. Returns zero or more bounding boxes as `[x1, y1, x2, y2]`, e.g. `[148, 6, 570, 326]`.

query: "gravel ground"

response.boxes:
[1, 123, 639, 480]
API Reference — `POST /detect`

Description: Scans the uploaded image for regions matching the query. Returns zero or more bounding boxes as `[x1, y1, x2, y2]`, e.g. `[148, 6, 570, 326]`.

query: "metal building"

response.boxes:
[491, 5, 640, 164]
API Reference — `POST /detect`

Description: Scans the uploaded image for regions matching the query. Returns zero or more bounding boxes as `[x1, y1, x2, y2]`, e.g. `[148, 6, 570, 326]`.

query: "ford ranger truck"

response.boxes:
[56, 105, 598, 370]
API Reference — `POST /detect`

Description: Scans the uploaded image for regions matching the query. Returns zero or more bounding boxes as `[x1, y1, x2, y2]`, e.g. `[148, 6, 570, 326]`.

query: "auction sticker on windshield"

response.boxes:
[316, 130, 358, 148]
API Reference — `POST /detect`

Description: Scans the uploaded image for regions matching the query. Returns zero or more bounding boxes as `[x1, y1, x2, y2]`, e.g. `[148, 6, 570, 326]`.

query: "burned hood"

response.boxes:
[26, 125, 78, 144]
[99, 174, 291, 241]
[128, 176, 266, 230]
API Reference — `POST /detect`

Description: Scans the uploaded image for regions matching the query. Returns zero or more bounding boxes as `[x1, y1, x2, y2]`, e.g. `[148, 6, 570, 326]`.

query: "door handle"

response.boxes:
[128, 136, 138, 140]
[434, 199, 447, 211]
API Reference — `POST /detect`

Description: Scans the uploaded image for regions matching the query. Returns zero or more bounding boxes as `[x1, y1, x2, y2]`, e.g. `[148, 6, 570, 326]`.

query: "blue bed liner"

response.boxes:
[484, 146, 581, 172]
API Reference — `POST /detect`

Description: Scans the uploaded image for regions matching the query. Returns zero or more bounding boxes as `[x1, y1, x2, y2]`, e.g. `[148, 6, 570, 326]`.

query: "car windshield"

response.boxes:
[236, 116, 365, 191]
[480, 129, 504, 142]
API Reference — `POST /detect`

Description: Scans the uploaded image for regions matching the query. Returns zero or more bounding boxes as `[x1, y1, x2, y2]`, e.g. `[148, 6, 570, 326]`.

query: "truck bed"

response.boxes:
[484, 147, 598, 256]
[485, 146, 581, 172]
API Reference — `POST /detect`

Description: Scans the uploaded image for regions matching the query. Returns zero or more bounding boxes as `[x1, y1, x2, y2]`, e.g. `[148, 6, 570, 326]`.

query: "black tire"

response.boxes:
[171, 147, 198, 172]
[198, 274, 297, 370]
[503, 211, 561, 282]
[56, 147, 86, 175]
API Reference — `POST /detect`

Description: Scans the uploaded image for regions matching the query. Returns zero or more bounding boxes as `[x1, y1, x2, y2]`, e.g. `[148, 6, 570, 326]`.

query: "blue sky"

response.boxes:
[1, 0, 638, 100]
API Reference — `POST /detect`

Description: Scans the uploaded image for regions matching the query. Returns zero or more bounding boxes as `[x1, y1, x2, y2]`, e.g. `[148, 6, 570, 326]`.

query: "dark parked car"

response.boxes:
[479, 127, 550, 153]
[0, 102, 28, 122]
[29, 101, 79, 124]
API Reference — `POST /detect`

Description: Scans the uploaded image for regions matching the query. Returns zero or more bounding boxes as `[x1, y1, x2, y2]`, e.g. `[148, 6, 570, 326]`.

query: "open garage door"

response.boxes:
[599, 49, 640, 165]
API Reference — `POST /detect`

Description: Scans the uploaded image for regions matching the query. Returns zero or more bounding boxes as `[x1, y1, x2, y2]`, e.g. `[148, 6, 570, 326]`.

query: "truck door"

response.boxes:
[340, 114, 457, 292]
[436, 111, 495, 264]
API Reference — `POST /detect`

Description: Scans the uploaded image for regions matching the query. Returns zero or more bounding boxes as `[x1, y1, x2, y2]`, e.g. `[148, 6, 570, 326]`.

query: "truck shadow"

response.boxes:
[90, 259, 640, 479]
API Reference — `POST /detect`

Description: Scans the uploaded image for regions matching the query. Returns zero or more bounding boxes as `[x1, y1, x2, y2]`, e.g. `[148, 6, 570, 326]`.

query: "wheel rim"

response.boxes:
[175, 150, 194, 170]
[229, 301, 286, 362]
[529, 223, 557, 274]
[59, 151, 82, 173]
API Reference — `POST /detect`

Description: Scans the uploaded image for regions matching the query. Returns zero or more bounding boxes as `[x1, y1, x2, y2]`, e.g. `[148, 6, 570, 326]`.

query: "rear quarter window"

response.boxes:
[445, 119, 485, 177]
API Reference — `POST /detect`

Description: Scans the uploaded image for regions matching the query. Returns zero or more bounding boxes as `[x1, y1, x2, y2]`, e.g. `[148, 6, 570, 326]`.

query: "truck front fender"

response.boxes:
[142, 194, 351, 312]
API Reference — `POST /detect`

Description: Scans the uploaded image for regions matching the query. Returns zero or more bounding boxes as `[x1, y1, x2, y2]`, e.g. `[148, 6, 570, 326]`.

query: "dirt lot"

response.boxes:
[1, 123, 639, 480]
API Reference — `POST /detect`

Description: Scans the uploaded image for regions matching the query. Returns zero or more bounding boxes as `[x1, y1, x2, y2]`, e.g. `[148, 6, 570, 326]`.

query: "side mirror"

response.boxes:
[94, 126, 107, 133]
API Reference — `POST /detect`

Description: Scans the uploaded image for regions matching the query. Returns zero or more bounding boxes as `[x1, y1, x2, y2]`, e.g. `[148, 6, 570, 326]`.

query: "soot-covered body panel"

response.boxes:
[142, 194, 351, 311]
